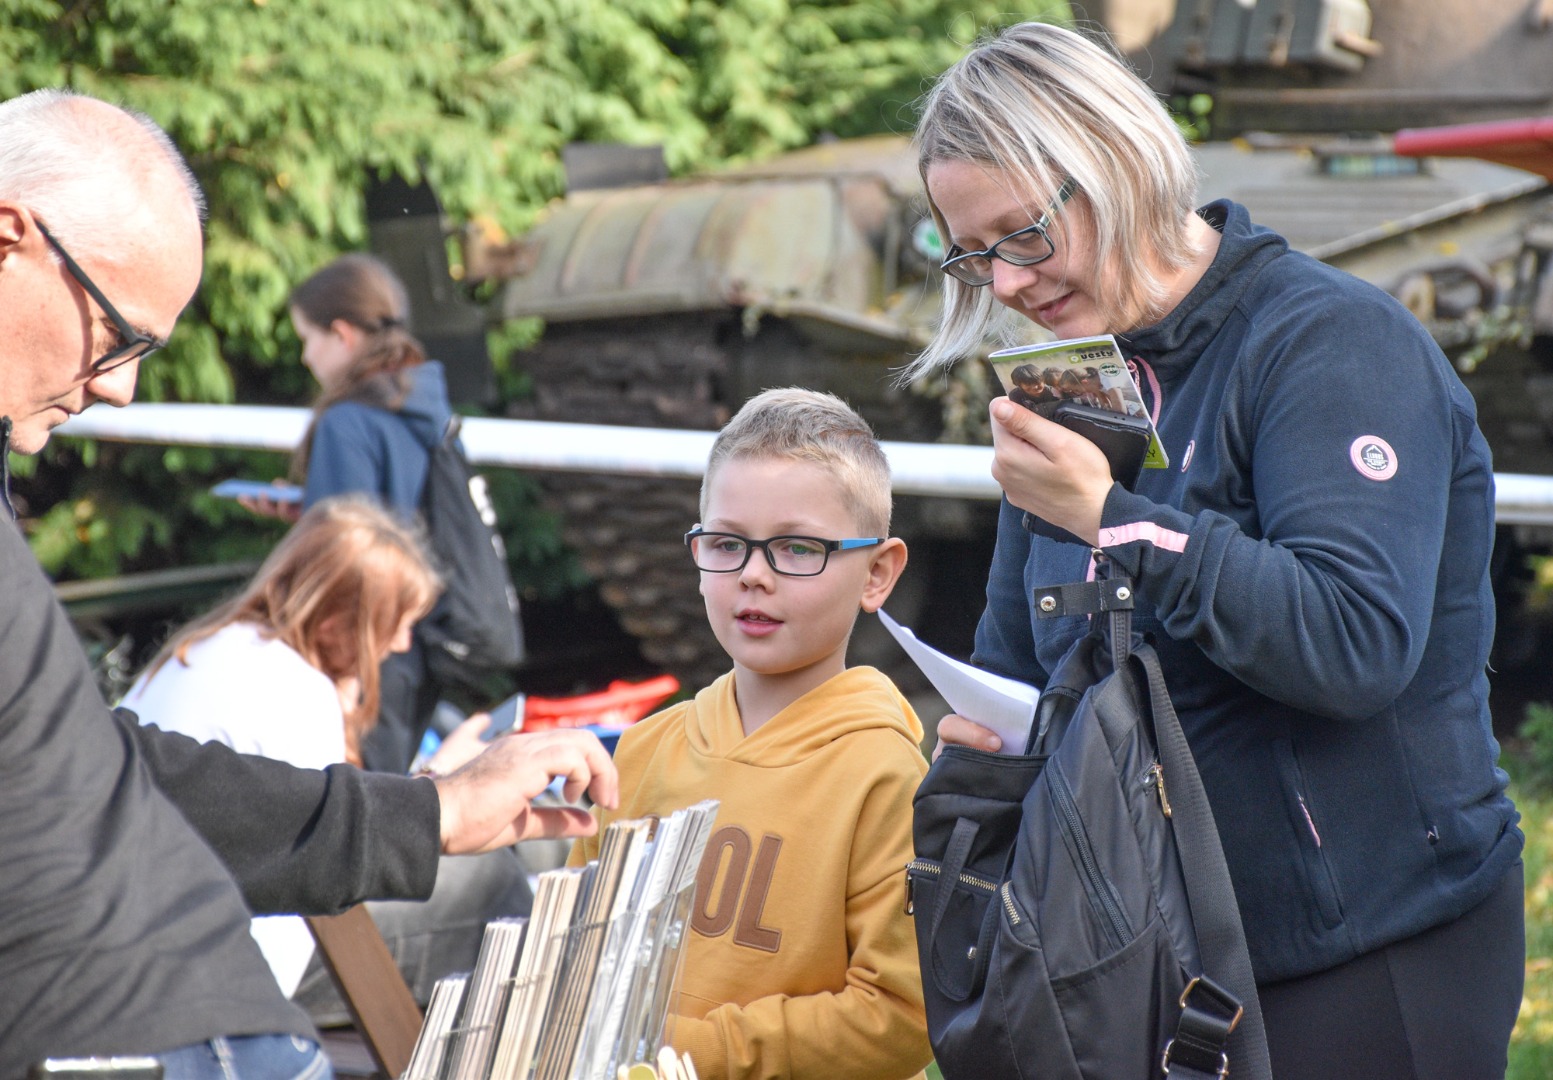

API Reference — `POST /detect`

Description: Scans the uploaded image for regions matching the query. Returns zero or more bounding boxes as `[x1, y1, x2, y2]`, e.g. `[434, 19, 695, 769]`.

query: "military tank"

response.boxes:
[441, 0, 1553, 708]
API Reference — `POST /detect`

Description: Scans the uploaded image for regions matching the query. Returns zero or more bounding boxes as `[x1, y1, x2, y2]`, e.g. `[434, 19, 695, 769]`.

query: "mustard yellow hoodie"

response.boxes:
[570, 666, 932, 1080]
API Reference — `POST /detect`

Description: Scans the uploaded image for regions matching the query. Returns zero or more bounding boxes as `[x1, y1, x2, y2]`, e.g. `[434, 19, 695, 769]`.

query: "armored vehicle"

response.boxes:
[437, 0, 1553, 708]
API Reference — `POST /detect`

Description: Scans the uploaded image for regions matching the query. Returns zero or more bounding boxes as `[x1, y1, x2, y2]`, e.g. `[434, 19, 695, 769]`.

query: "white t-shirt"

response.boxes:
[122, 621, 347, 996]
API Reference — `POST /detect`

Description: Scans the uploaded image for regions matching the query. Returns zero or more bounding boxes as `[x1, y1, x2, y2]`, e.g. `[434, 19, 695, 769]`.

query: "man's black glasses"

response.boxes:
[36, 221, 164, 373]
[685, 528, 883, 577]
[939, 177, 1077, 288]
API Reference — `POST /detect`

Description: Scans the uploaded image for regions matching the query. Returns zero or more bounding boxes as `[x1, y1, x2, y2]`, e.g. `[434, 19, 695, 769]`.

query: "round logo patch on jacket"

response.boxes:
[1349, 436, 1398, 481]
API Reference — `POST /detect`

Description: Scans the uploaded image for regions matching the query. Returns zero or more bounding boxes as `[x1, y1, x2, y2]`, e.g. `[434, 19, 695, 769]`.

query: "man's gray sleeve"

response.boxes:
[125, 714, 442, 915]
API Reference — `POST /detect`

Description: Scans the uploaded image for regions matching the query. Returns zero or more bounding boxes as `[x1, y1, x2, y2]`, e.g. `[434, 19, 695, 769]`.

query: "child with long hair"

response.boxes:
[245, 252, 463, 773]
[123, 496, 441, 994]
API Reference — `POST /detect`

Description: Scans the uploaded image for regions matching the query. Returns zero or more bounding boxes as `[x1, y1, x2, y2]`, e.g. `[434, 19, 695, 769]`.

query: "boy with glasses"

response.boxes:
[570, 388, 933, 1080]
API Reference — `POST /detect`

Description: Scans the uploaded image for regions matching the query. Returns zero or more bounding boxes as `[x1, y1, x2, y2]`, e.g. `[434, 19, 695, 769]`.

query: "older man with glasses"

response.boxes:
[0, 88, 618, 1079]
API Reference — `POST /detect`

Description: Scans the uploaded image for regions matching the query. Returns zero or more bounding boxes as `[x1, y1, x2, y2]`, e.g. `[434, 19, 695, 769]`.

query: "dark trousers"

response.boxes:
[359, 639, 441, 774]
[1260, 861, 1525, 1080]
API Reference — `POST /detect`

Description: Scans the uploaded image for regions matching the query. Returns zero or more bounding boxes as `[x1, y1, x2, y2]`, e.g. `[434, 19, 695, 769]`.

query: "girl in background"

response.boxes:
[123, 496, 442, 994]
[247, 253, 457, 773]
[236, 258, 536, 1023]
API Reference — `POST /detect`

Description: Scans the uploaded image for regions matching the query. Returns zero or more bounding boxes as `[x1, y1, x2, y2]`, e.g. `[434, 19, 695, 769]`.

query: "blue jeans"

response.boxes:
[157, 1035, 332, 1080]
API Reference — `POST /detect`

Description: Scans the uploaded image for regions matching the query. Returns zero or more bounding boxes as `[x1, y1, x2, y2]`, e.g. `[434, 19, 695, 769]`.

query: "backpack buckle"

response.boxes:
[1160, 1040, 1228, 1078]
[1161, 975, 1244, 1077]
[1179, 975, 1244, 1033]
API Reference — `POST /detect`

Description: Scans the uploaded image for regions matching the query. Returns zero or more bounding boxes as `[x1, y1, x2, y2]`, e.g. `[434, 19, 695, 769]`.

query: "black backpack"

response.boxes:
[909, 563, 1272, 1080]
[416, 416, 525, 694]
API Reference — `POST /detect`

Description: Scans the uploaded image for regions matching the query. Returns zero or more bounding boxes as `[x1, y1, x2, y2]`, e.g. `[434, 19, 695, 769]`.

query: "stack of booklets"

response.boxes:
[403, 798, 720, 1080]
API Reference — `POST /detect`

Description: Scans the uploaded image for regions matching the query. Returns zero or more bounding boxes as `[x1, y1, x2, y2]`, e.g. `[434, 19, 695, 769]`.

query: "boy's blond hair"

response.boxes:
[701, 388, 892, 537]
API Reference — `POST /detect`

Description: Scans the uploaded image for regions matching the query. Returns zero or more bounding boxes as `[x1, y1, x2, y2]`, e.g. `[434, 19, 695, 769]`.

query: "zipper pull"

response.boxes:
[904, 865, 916, 915]
[1147, 762, 1173, 818]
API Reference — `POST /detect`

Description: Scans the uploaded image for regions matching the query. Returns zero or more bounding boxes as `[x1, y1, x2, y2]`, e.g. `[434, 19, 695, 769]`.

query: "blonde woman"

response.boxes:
[917, 21, 1522, 1079]
[123, 496, 441, 994]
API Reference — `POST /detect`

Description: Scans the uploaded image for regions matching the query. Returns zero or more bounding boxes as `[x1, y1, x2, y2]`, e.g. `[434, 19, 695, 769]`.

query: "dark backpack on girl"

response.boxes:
[908, 564, 1272, 1079]
[416, 416, 525, 694]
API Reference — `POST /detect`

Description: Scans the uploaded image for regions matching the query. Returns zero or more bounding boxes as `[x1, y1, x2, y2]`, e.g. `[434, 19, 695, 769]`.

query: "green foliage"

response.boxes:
[1511, 778, 1553, 1077]
[3, 0, 1069, 599]
[1509, 702, 1553, 796]
[1169, 92, 1216, 143]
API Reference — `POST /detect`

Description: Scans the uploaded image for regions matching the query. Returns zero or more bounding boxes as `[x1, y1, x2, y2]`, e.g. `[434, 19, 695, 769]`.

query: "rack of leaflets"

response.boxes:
[403, 799, 719, 1080]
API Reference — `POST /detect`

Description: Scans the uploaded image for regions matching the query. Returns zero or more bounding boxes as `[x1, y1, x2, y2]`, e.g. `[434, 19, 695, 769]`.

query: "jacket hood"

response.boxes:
[1116, 201, 1287, 382]
[395, 361, 453, 445]
[686, 667, 924, 766]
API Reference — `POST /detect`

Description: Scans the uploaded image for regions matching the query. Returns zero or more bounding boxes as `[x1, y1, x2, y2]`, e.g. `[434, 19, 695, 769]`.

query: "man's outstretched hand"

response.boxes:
[433, 728, 619, 854]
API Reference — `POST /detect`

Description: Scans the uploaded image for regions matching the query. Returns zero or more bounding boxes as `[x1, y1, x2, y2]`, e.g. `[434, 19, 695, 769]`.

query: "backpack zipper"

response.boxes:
[1048, 764, 1133, 949]
[999, 881, 1022, 927]
[1146, 761, 1172, 818]
[904, 858, 998, 915]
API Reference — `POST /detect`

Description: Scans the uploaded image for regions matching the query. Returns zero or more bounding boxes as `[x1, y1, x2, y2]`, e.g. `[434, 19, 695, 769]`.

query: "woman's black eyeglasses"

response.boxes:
[939, 177, 1077, 288]
[685, 528, 883, 577]
[36, 221, 165, 373]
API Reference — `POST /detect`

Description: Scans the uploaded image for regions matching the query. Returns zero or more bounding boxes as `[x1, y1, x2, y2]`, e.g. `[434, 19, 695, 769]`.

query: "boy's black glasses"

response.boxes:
[685, 528, 883, 577]
[36, 221, 165, 373]
[939, 177, 1077, 287]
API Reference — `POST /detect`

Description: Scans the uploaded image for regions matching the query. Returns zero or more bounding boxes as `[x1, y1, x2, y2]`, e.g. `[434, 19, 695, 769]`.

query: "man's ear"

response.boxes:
[0, 203, 30, 263]
[859, 538, 908, 614]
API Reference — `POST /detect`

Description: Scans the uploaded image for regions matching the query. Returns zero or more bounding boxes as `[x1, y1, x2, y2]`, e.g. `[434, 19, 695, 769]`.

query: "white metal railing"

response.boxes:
[57, 403, 1553, 525]
[56, 403, 1003, 499]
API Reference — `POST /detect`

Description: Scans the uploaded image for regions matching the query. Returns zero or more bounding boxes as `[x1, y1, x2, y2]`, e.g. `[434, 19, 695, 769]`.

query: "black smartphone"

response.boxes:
[482, 692, 525, 741]
[1051, 401, 1151, 490]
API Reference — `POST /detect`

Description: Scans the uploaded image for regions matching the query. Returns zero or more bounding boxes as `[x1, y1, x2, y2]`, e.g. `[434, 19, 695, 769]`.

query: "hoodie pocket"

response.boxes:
[1273, 738, 1345, 931]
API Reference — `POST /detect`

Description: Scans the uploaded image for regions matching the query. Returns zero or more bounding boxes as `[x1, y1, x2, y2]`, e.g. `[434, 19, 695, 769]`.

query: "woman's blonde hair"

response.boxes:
[144, 496, 442, 763]
[702, 387, 893, 537]
[288, 253, 427, 481]
[907, 21, 1202, 376]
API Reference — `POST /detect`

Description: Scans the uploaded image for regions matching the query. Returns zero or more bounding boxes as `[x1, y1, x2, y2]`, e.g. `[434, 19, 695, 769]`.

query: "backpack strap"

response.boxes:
[1033, 558, 1272, 1080]
[1135, 642, 1273, 1080]
[1032, 555, 1134, 670]
[927, 817, 993, 1002]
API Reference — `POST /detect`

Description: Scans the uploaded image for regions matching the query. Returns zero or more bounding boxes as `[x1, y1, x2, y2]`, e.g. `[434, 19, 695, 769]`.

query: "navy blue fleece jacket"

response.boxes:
[973, 201, 1521, 983]
[303, 360, 452, 515]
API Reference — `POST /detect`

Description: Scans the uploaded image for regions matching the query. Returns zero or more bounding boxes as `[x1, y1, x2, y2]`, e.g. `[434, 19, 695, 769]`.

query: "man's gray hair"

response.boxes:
[0, 88, 205, 264]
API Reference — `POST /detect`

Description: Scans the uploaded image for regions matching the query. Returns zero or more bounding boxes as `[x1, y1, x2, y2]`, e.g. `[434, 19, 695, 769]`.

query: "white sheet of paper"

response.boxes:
[878, 609, 1040, 755]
